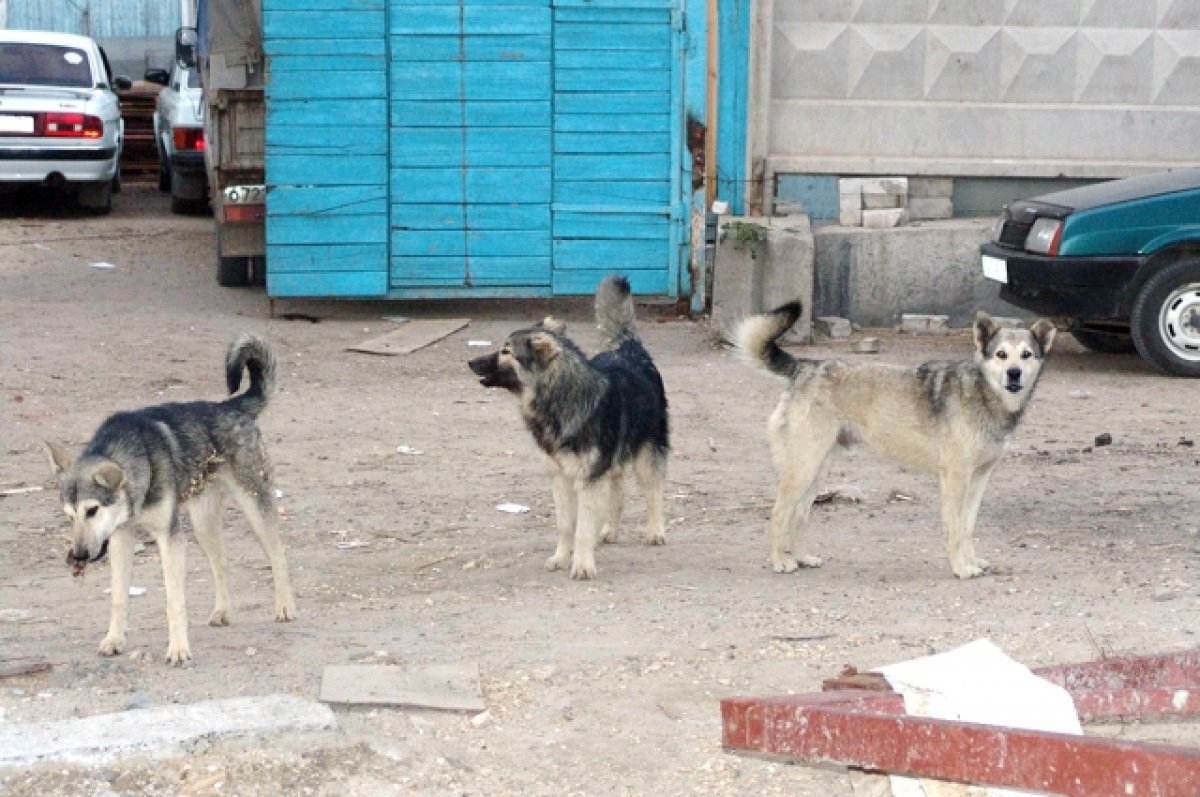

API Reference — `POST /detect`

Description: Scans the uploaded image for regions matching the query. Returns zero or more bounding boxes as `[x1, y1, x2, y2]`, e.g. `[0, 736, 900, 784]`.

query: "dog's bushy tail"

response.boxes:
[595, 275, 638, 349]
[734, 301, 806, 379]
[225, 334, 276, 417]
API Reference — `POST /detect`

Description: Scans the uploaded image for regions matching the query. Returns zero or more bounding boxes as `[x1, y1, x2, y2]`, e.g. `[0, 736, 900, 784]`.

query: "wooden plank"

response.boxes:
[268, 270, 388, 297]
[391, 203, 465, 231]
[554, 112, 670, 133]
[389, 203, 547, 232]
[391, 230, 549, 257]
[552, 269, 668, 295]
[270, 54, 386, 73]
[721, 695, 1200, 797]
[389, 34, 550, 62]
[391, 0, 548, 5]
[268, 214, 389, 246]
[386, 284, 553, 298]
[552, 238, 668, 269]
[388, 128, 551, 168]
[389, 256, 463, 283]
[552, 179, 669, 204]
[555, 92, 663, 114]
[269, 154, 389, 186]
[271, 99, 387, 127]
[391, 256, 550, 285]
[556, 49, 670, 70]
[393, 230, 467, 257]
[270, 70, 385, 100]
[265, 37, 385, 57]
[555, 7, 665, 22]
[468, 167, 552, 202]
[555, 23, 669, 51]
[553, 213, 666, 239]
[264, 9, 383, 38]
[465, 63, 551, 99]
[555, 132, 670, 154]
[267, 0, 382, 10]
[320, 664, 484, 711]
[267, 126, 387, 156]
[556, 68, 670, 92]
[346, 319, 471, 356]
[552, 0, 674, 7]
[270, 185, 387, 215]
[269, 244, 386, 273]
[556, 153, 671, 180]
[391, 100, 550, 128]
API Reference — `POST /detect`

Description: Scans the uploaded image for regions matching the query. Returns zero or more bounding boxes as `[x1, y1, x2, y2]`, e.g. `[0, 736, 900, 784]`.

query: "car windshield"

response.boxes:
[0, 43, 93, 88]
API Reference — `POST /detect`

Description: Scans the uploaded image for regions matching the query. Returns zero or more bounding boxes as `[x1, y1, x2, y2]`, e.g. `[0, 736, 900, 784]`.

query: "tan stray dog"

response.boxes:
[736, 301, 1056, 578]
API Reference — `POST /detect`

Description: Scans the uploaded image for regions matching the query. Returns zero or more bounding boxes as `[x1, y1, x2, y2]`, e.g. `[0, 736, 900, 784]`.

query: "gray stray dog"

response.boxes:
[736, 302, 1056, 578]
[46, 335, 296, 665]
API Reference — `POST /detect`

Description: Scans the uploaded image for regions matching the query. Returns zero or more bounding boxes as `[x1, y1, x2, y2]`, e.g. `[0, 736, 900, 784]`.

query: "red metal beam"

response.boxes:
[722, 692, 1200, 797]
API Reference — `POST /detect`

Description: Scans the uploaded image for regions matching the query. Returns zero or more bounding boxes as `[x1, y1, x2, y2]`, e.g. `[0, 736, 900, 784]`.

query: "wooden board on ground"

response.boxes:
[348, 319, 469, 356]
[319, 663, 485, 712]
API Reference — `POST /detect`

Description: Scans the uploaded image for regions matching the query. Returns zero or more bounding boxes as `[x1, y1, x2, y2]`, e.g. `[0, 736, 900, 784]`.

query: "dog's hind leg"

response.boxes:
[600, 470, 624, 544]
[98, 525, 134, 656]
[228, 484, 296, 621]
[570, 478, 610, 580]
[546, 469, 577, 572]
[633, 447, 667, 546]
[947, 461, 999, 578]
[769, 434, 837, 574]
[187, 486, 233, 626]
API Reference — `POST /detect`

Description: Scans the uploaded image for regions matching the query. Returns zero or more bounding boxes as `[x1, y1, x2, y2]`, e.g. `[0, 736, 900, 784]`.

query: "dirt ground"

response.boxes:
[1, 184, 1199, 796]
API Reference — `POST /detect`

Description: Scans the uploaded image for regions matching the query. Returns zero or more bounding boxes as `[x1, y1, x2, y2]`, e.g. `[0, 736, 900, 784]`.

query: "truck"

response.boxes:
[176, 0, 266, 287]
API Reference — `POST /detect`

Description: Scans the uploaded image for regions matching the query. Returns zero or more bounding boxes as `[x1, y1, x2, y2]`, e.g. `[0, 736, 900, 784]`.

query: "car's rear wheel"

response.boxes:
[1070, 327, 1137, 354]
[157, 160, 170, 192]
[1130, 259, 1200, 377]
[76, 181, 112, 214]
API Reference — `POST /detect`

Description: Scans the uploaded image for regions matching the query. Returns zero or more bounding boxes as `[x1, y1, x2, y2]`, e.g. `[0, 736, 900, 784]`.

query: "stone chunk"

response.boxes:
[899, 314, 950, 335]
[862, 208, 910, 228]
[815, 316, 852, 339]
[839, 194, 863, 226]
[909, 196, 953, 220]
[909, 177, 953, 198]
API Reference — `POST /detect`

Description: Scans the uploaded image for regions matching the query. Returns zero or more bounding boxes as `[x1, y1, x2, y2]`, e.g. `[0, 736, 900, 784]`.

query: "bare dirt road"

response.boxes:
[1, 184, 1199, 795]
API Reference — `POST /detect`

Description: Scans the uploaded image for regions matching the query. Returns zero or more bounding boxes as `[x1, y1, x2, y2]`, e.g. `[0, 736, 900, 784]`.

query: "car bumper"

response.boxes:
[980, 242, 1143, 320]
[0, 147, 119, 183]
[168, 149, 206, 172]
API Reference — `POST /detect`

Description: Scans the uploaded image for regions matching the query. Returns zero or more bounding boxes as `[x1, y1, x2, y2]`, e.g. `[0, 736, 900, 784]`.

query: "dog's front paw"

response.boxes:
[545, 552, 571, 572]
[953, 559, 990, 579]
[772, 555, 799, 573]
[600, 525, 619, 544]
[208, 608, 230, 626]
[569, 558, 597, 580]
[798, 554, 823, 569]
[97, 634, 125, 657]
[275, 598, 296, 622]
[644, 530, 666, 546]
[164, 641, 192, 666]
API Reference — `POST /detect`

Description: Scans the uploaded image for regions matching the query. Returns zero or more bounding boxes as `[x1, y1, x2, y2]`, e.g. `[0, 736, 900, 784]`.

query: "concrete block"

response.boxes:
[838, 195, 863, 226]
[838, 177, 865, 195]
[862, 208, 909, 228]
[900, 313, 951, 335]
[990, 315, 1025, 329]
[0, 695, 338, 768]
[909, 196, 954, 220]
[712, 215, 813, 343]
[909, 177, 953, 198]
[815, 316, 852, 339]
[862, 192, 907, 210]
[861, 177, 907, 196]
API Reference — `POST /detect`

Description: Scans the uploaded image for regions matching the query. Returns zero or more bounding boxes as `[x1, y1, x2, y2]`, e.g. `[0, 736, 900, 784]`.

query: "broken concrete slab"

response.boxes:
[0, 694, 337, 769]
[900, 314, 951, 335]
[348, 318, 469, 356]
[861, 208, 910, 229]
[319, 663, 485, 712]
[814, 316, 851, 339]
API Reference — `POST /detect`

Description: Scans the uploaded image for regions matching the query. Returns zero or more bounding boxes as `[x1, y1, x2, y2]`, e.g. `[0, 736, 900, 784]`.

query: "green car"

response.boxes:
[981, 168, 1200, 377]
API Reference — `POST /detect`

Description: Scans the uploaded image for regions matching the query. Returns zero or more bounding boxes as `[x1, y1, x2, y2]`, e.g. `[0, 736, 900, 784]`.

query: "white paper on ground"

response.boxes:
[879, 639, 1082, 797]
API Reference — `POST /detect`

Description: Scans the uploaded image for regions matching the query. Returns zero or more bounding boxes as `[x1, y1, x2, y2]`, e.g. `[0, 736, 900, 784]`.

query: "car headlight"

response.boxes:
[1025, 217, 1063, 256]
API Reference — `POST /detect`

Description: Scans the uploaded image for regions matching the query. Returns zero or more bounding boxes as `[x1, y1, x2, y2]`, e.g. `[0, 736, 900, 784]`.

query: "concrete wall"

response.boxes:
[711, 215, 814, 340]
[752, 1, 1200, 183]
[812, 219, 1027, 327]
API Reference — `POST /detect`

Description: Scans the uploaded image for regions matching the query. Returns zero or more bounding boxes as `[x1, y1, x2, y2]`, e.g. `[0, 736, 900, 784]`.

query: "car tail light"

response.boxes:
[1025, 217, 1063, 256]
[43, 112, 103, 138]
[173, 127, 205, 151]
[223, 203, 264, 223]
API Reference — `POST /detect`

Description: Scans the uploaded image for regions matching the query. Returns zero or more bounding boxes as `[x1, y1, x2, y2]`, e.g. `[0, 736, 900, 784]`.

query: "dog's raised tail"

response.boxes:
[595, 275, 638, 348]
[735, 301, 803, 379]
[225, 334, 277, 416]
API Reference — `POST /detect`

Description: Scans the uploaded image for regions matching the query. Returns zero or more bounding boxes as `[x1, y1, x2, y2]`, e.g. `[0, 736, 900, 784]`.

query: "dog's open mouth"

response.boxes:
[66, 539, 109, 577]
[1005, 382, 1023, 394]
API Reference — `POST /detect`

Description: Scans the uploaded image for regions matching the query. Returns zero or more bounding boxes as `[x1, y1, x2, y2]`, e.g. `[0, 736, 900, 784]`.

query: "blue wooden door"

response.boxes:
[388, 0, 684, 296]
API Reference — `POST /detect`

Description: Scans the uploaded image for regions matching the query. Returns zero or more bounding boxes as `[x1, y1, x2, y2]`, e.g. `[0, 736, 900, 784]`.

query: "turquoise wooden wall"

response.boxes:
[264, 0, 692, 299]
[5, 0, 181, 37]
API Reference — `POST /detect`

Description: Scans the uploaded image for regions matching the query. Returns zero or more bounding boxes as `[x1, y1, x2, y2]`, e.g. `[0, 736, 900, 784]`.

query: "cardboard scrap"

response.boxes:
[348, 318, 469, 356]
[320, 663, 485, 712]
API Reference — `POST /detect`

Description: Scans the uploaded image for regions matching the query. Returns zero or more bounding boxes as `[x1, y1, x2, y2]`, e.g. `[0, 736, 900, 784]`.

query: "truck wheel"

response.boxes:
[158, 161, 170, 192]
[217, 255, 252, 287]
[1130, 259, 1200, 377]
[76, 181, 112, 214]
[1070, 327, 1137, 354]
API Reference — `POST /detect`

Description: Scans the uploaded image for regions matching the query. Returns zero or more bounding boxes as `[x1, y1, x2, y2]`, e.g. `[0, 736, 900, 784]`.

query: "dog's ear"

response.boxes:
[1029, 319, 1057, 355]
[539, 316, 566, 335]
[973, 311, 999, 353]
[530, 332, 561, 367]
[92, 461, 125, 492]
[44, 440, 73, 479]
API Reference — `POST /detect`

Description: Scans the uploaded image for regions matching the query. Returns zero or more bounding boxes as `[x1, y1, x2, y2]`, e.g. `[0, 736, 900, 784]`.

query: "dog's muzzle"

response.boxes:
[69, 538, 109, 565]
[1005, 367, 1023, 393]
[468, 352, 522, 392]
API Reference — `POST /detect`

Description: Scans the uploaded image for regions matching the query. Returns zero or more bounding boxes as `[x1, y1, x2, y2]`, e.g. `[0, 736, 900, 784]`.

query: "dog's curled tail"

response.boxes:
[225, 334, 277, 417]
[595, 275, 638, 348]
[734, 301, 805, 379]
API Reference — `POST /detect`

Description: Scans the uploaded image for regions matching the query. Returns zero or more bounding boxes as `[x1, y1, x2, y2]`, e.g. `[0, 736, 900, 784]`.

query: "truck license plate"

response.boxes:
[223, 185, 265, 205]
[981, 255, 1008, 284]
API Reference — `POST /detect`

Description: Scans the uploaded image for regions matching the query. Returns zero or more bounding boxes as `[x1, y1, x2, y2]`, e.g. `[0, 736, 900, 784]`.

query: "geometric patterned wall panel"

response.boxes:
[767, 0, 1200, 176]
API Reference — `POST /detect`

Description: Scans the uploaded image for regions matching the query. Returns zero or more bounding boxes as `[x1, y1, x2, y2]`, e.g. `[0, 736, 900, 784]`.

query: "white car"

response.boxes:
[0, 29, 130, 213]
[145, 61, 207, 213]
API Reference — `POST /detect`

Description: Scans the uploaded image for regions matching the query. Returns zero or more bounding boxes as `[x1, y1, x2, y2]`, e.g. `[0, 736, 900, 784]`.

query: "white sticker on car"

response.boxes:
[982, 255, 1008, 284]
